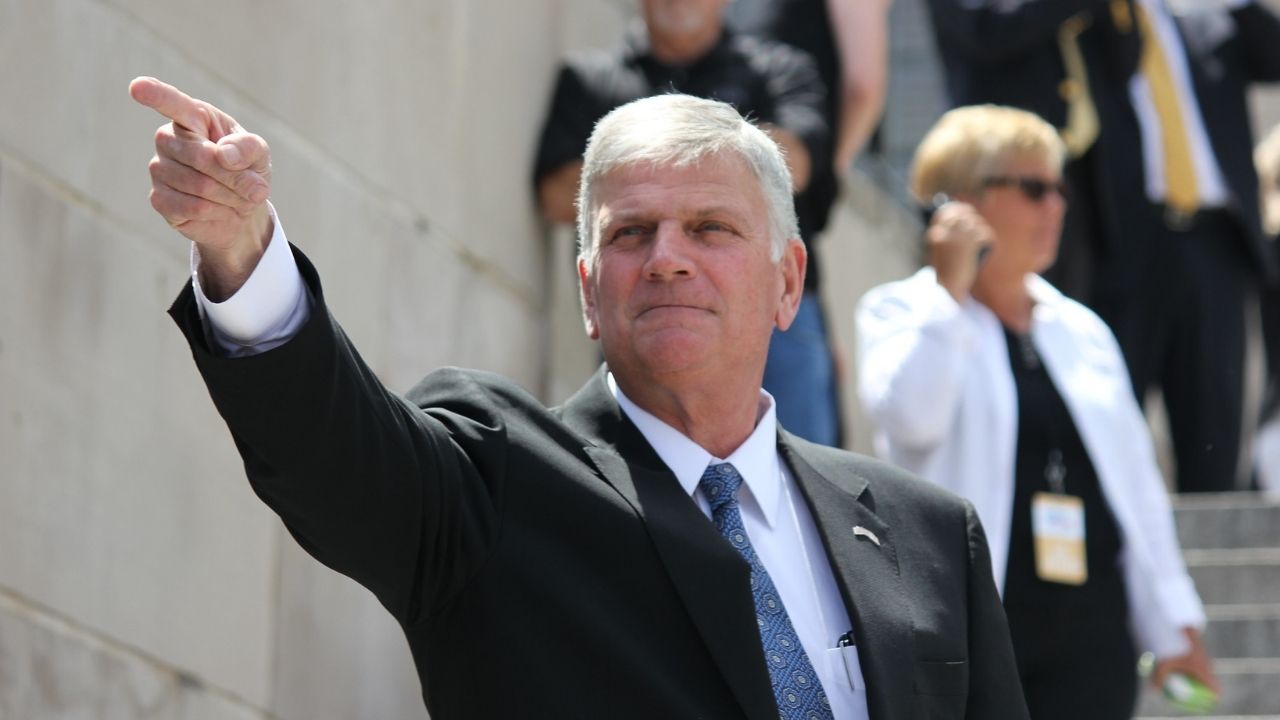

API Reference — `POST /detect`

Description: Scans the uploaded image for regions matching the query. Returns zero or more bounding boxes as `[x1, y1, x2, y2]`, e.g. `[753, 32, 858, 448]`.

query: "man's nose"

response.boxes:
[643, 222, 696, 280]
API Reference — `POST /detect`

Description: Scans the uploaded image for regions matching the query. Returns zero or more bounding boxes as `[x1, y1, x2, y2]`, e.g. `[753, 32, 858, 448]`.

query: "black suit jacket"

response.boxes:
[925, 0, 1280, 284]
[170, 249, 1027, 719]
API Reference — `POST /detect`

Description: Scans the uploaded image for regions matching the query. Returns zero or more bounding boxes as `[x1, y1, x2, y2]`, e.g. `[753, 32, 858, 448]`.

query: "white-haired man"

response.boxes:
[133, 78, 1027, 720]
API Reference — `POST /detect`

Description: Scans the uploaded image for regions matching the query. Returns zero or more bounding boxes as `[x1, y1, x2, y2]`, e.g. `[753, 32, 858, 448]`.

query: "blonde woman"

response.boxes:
[856, 105, 1216, 718]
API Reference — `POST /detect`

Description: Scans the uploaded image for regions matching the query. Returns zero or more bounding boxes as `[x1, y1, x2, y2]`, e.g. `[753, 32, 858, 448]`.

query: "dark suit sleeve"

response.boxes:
[1232, 2, 1280, 82]
[169, 249, 502, 627]
[927, 0, 1108, 63]
[962, 501, 1031, 718]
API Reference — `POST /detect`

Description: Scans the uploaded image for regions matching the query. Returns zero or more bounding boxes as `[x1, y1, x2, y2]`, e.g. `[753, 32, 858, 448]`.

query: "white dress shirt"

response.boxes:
[193, 204, 311, 355]
[610, 376, 866, 720]
[194, 213, 868, 718]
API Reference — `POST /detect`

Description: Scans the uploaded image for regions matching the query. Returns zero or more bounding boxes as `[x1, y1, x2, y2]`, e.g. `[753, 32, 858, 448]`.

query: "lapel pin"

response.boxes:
[852, 526, 881, 547]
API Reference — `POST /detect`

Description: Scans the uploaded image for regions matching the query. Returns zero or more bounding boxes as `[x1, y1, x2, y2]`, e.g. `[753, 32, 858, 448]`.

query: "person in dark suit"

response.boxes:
[1255, 124, 1280, 489]
[924, 0, 1280, 492]
[130, 76, 1028, 719]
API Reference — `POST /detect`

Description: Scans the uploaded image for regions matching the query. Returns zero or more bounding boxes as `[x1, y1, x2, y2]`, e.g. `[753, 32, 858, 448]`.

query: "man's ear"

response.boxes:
[578, 255, 601, 340]
[773, 238, 806, 332]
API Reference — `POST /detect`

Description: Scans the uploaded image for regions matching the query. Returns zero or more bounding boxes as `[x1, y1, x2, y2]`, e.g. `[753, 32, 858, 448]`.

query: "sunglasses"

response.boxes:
[981, 176, 1067, 202]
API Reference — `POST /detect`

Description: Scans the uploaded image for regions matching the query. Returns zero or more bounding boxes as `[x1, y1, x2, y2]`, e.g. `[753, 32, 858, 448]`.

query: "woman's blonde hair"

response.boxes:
[910, 105, 1066, 202]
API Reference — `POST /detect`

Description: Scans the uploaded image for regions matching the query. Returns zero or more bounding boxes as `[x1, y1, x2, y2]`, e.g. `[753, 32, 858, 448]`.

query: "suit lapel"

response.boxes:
[781, 437, 916, 720]
[561, 369, 779, 720]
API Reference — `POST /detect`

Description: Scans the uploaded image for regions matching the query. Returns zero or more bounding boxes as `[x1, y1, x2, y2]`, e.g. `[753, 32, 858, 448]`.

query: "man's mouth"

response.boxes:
[637, 304, 709, 318]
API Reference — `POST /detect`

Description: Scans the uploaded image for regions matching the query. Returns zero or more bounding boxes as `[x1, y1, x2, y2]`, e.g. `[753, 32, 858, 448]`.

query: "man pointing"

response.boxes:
[132, 76, 1027, 719]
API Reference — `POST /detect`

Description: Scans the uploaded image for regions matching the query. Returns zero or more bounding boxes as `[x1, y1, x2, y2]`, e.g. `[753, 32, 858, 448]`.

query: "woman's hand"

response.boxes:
[926, 201, 993, 303]
[1153, 627, 1220, 695]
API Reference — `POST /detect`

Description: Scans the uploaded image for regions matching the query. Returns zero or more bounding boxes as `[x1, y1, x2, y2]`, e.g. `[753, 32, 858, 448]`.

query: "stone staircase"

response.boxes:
[1135, 493, 1280, 719]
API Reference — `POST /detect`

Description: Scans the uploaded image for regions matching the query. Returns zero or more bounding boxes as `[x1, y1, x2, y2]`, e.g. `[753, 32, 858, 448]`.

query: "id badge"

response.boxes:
[1031, 492, 1087, 585]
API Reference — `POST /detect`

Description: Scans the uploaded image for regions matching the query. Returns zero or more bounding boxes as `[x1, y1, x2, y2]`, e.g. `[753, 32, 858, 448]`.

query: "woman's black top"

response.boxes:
[1000, 327, 1127, 618]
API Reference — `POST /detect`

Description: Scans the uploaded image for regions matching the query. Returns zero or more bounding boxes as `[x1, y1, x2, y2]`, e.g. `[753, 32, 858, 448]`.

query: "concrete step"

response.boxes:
[1183, 548, 1280, 606]
[1204, 605, 1280, 660]
[1173, 493, 1280, 550]
[1136, 494, 1280, 717]
[1134, 658, 1280, 717]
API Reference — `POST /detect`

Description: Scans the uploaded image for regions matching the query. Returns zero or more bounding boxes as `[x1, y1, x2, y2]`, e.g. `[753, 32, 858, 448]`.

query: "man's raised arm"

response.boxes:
[129, 77, 274, 302]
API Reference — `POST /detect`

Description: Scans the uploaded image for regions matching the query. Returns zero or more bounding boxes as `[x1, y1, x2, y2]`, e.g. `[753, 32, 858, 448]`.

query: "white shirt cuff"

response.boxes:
[192, 203, 312, 356]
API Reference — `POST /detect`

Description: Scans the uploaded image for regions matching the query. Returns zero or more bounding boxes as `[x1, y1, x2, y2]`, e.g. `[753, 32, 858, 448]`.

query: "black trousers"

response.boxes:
[1005, 563, 1138, 720]
[1093, 206, 1258, 492]
[1006, 606, 1138, 719]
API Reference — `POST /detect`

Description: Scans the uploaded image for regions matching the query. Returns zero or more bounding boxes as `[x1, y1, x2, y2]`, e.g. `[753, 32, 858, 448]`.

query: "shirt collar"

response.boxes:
[608, 372, 783, 528]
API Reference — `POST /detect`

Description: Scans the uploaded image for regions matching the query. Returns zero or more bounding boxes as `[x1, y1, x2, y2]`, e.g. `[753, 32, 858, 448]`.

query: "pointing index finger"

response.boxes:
[129, 77, 206, 135]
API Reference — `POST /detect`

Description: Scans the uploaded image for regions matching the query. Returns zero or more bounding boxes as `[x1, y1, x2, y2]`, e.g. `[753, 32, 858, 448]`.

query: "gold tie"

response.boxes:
[1136, 3, 1199, 212]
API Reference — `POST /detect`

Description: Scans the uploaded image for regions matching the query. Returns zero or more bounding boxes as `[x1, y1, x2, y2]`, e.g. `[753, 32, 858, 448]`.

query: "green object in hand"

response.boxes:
[1162, 673, 1218, 714]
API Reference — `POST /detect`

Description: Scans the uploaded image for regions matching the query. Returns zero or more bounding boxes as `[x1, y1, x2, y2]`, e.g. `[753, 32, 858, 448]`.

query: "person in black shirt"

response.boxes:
[534, 0, 841, 447]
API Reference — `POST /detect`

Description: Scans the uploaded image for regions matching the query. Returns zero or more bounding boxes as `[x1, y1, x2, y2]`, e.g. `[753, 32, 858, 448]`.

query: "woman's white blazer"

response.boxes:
[856, 268, 1204, 659]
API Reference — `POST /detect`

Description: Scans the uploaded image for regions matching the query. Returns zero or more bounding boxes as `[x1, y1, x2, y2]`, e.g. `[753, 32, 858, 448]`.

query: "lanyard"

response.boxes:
[1008, 328, 1069, 495]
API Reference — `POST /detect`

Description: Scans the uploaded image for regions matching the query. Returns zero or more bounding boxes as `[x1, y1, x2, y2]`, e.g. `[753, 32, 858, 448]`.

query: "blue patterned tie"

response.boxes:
[699, 462, 834, 720]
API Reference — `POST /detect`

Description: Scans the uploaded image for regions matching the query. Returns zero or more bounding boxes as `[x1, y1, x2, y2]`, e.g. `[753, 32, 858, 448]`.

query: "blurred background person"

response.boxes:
[1255, 124, 1280, 490]
[533, 0, 841, 446]
[727, 0, 891, 175]
[923, 0, 1280, 492]
[725, 0, 893, 449]
[856, 105, 1215, 719]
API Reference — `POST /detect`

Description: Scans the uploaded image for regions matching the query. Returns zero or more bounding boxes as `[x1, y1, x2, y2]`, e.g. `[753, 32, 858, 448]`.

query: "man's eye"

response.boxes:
[697, 222, 731, 234]
[612, 225, 648, 240]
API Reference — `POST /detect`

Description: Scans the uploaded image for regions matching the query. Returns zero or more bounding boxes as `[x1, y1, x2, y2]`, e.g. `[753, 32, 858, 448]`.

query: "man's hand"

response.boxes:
[130, 77, 273, 301]
[1153, 627, 1220, 696]
[926, 201, 993, 303]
